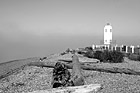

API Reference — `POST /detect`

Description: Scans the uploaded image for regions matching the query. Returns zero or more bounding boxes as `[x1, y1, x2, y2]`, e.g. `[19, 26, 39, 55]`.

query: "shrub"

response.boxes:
[128, 53, 140, 61]
[84, 50, 95, 58]
[93, 51, 105, 62]
[138, 56, 140, 61]
[60, 52, 67, 55]
[77, 51, 86, 55]
[77, 51, 82, 54]
[123, 53, 130, 57]
[66, 48, 70, 53]
[109, 51, 124, 63]
[71, 50, 76, 54]
[93, 50, 112, 62]
[85, 47, 93, 51]
[84, 50, 124, 63]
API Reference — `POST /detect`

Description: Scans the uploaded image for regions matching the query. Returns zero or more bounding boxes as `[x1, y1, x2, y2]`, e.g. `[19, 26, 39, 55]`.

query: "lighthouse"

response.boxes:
[104, 23, 112, 45]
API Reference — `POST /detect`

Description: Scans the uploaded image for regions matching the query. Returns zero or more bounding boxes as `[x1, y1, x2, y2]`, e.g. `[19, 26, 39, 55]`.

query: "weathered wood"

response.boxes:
[71, 54, 85, 86]
[28, 61, 140, 76]
[58, 58, 99, 63]
[27, 84, 101, 93]
[58, 59, 72, 63]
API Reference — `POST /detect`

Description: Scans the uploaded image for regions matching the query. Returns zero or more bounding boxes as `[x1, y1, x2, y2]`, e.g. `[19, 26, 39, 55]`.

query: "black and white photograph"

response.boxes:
[0, 0, 140, 93]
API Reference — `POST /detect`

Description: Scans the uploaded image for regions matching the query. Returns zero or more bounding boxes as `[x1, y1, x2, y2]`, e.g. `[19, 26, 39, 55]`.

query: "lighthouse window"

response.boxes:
[105, 29, 107, 32]
[110, 29, 112, 32]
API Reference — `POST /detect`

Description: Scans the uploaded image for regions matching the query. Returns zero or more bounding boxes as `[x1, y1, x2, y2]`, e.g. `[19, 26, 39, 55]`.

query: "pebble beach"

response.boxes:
[0, 53, 140, 93]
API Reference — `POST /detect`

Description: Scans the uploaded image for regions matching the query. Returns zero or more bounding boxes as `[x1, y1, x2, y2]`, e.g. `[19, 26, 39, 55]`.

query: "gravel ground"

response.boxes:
[0, 66, 53, 93]
[0, 53, 140, 93]
[84, 71, 140, 93]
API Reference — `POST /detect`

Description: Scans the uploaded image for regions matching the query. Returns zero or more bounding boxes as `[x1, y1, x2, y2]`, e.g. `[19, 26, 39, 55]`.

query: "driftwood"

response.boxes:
[28, 61, 140, 76]
[27, 55, 140, 76]
[58, 58, 100, 63]
[70, 54, 85, 86]
[28, 84, 101, 93]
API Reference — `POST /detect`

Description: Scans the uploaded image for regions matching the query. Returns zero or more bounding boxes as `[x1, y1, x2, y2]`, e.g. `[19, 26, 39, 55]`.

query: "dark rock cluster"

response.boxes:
[51, 62, 74, 88]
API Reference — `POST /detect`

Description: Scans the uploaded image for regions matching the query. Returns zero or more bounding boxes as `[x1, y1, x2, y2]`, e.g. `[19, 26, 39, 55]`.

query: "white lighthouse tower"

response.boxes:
[104, 23, 112, 45]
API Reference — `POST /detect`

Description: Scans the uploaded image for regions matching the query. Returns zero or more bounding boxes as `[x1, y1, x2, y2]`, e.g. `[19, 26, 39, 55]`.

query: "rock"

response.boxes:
[51, 62, 73, 88]
[40, 57, 47, 61]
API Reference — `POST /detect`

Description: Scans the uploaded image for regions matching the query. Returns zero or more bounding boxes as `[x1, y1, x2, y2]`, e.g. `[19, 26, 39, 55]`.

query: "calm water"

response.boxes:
[0, 34, 139, 63]
[0, 34, 100, 63]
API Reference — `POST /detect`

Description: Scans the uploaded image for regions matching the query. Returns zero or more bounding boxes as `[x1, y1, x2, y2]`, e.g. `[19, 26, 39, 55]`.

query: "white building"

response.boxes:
[104, 23, 112, 45]
[130, 45, 135, 53]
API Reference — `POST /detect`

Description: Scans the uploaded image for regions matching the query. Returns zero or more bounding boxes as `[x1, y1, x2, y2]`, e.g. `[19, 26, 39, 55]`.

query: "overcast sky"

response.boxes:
[0, 0, 140, 62]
